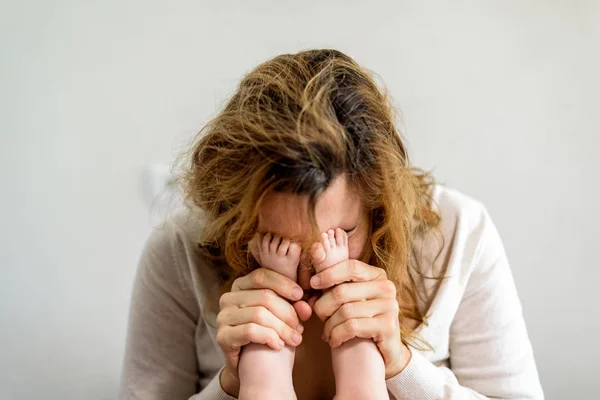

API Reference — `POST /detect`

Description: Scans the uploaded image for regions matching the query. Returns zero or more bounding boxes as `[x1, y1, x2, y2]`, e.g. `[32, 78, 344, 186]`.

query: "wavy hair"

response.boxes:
[177, 49, 440, 347]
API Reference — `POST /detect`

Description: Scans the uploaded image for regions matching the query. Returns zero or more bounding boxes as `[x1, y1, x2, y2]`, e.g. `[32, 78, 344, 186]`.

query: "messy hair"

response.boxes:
[178, 49, 440, 347]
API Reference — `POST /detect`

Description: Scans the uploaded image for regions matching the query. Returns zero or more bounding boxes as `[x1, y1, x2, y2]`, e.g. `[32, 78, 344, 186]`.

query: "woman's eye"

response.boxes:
[344, 226, 358, 236]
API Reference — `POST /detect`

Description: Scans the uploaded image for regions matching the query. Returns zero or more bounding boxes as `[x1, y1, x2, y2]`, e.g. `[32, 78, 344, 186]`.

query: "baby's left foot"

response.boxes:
[311, 228, 388, 400]
[310, 228, 349, 273]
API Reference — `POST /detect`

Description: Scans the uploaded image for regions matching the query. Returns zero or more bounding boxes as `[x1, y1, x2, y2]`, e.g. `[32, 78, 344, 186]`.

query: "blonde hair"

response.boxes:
[178, 49, 440, 347]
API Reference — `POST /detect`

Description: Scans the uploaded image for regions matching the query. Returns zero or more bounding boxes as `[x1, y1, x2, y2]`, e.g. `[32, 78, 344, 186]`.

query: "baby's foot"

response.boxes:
[241, 233, 300, 400]
[310, 228, 349, 273]
[311, 228, 388, 400]
[255, 233, 301, 281]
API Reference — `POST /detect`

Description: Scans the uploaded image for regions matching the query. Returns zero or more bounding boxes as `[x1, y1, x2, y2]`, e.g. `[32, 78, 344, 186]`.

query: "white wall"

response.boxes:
[1, 1, 598, 399]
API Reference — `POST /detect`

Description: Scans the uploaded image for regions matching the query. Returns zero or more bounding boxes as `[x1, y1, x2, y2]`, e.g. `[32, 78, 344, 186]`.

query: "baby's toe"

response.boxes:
[320, 232, 331, 251]
[327, 229, 336, 248]
[262, 233, 273, 252]
[269, 235, 282, 253]
[311, 242, 327, 265]
[287, 242, 301, 260]
[278, 238, 291, 256]
[335, 228, 347, 247]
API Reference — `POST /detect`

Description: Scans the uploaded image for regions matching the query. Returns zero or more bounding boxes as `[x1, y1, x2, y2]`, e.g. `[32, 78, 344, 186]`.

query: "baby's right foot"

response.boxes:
[240, 233, 301, 400]
[254, 233, 301, 281]
[311, 228, 388, 400]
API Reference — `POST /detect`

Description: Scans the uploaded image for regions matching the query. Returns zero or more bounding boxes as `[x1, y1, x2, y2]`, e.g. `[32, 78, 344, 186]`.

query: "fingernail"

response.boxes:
[292, 332, 302, 344]
[296, 324, 304, 334]
[278, 339, 285, 349]
[310, 276, 320, 288]
[292, 287, 303, 300]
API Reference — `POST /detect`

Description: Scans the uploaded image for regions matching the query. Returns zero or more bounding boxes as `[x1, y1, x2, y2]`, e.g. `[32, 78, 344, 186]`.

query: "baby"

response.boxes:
[238, 228, 387, 400]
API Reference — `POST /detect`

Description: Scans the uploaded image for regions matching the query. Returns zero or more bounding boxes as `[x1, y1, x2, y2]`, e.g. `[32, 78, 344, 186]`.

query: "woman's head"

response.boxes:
[179, 49, 439, 338]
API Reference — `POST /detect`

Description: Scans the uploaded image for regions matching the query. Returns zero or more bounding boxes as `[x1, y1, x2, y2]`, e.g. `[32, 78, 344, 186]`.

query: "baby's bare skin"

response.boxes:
[311, 229, 388, 400]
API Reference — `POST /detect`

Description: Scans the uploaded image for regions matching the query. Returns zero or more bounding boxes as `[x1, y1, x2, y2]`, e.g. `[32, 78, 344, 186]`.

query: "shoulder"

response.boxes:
[414, 185, 508, 327]
[142, 211, 207, 259]
[137, 210, 222, 313]
[431, 185, 487, 234]
[422, 185, 498, 282]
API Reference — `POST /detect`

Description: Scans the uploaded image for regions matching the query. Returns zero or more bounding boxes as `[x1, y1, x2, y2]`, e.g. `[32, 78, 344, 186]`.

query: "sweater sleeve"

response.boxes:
[119, 223, 236, 400]
[386, 206, 544, 399]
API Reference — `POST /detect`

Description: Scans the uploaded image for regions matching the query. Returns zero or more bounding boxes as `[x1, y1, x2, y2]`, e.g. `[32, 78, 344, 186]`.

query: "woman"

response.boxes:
[119, 49, 544, 399]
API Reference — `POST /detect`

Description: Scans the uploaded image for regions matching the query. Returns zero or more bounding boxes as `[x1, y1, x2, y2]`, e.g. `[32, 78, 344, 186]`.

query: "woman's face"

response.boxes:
[257, 175, 370, 289]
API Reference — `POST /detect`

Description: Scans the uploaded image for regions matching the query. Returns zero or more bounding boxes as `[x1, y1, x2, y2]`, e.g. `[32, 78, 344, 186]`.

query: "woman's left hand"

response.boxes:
[310, 259, 412, 379]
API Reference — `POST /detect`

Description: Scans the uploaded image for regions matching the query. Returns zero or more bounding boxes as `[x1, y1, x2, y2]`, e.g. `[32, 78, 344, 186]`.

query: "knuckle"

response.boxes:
[340, 302, 354, 319]
[242, 323, 257, 339]
[252, 269, 266, 287]
[345, 318, 358, 334]
[252, 307, 268, 325]
[260, 289, 274, 304]
[332, 285, 347, 303]
[313, 301, 324, 318]
[216, 310, 226, 327]
[330, 330, 340, 343]
[382, 280, 396, 297]
[378, 267, 388, 280]
[219, 292, 231, 310]
[216, 329, 227, 347]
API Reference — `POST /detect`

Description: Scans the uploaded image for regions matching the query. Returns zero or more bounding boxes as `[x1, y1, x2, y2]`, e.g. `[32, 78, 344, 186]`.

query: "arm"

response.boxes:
[386, 206, 544, 399]
[119, 223, 235, 400]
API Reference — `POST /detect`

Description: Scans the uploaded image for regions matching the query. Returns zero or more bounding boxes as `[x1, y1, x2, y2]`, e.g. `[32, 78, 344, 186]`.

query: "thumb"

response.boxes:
[292, 300, 312, 321]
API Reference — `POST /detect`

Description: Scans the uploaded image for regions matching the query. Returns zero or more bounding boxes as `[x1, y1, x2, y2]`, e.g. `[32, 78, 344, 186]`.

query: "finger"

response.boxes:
[323, 298, 399, 340]
[310, 259, 387, 289]
[217, 323, 285, 352]
[217, 306, 302, 347]
[292, 300, 313, 322]
[278, 238, 291, 256]
[270, 235, 282, 253]
[232, 268, 304, 301]
[307, 293, 320, 310]
[328, 314, 398, 348]
[220, 289, 301, 330]
[262, 232, 273, 252]
[313, 280, 396, 320]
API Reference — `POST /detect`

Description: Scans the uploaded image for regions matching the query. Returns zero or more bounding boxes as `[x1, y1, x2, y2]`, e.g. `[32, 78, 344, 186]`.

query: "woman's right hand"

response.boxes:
[216, 267, 310, 396]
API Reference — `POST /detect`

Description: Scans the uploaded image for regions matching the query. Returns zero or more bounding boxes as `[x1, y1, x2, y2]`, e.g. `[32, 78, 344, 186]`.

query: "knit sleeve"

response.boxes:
[386, 206, 544, 399]
[119, 222, 236, 400]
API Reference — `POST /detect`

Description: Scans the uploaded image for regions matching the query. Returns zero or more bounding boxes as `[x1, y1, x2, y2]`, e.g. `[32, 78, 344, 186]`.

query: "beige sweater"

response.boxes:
[119, 186, 544, 399]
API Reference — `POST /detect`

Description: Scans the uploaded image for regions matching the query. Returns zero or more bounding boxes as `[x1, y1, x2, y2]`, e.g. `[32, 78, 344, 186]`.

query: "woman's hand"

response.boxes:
[216, 267, 310, 395]
[310, 259, 412, 379]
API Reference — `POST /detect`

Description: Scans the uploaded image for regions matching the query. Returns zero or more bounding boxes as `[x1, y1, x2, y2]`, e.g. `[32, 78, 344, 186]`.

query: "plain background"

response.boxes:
[1, 1, 598, 399]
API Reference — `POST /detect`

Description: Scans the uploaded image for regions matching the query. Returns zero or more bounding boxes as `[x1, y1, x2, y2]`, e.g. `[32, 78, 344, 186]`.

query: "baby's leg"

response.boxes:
[311, 229, 388, 400]
[238, 234, 301, 400]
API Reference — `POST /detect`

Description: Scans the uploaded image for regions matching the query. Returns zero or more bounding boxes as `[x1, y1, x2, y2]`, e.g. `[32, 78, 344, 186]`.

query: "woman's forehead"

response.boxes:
[257, 176, 361, 239]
